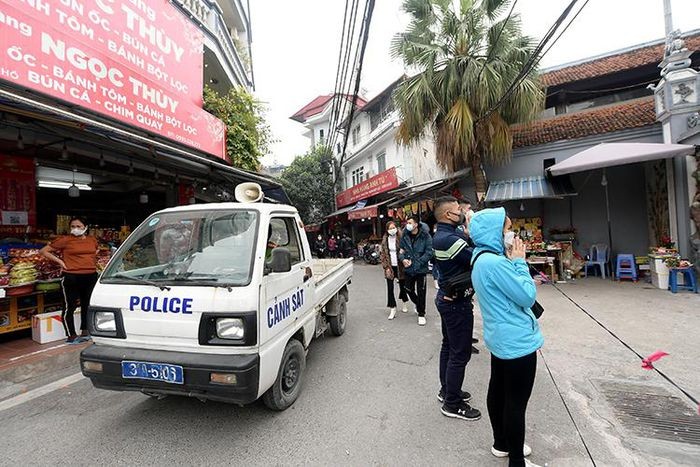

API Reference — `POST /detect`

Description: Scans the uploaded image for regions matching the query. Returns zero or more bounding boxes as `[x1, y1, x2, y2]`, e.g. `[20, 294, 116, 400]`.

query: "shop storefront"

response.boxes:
[0, 1, 284, 344]
[483, 143, 697, 284]
[328, 168, 400, 242]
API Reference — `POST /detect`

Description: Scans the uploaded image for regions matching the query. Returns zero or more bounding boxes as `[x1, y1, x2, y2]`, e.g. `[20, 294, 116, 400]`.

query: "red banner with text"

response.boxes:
[336, 168, 399, 208]
[0, 156, 36, 236]
[347, 205, 378, 221]
[0, 0, 225, 159]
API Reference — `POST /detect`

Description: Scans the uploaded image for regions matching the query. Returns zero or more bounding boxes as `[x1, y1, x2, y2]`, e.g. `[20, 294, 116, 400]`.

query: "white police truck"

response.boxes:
[80, 184, 353, 410]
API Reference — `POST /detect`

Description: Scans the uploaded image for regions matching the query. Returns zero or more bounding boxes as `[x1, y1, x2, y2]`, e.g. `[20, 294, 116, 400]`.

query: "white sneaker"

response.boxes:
[434, 280, 439, 289]
[418, 316, 426, 326]
[524, 459, 542, 467]
[491, 444, 532, 458]
[388, 308, 397, 320]
[401, 302, 408, 313]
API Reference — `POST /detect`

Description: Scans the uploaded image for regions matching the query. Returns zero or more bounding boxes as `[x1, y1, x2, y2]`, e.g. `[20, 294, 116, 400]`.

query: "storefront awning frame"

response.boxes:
[547, 142, 696, 176]
[485, 175, 577, 203]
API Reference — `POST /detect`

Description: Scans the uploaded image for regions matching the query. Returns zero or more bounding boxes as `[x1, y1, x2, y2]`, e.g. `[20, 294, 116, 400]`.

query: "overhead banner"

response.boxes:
[336, 168, 399, 207]
[0, 0, 226, 159]
[347, 205, 378, 221]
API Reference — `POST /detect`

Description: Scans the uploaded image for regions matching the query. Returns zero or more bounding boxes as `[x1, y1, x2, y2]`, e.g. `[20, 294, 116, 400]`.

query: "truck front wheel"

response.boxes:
[262, 339, 306, 410]
[328, 295, 347, 336]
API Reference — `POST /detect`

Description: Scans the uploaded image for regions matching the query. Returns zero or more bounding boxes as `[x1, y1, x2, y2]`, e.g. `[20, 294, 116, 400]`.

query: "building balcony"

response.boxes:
[173, 0, 254, 90]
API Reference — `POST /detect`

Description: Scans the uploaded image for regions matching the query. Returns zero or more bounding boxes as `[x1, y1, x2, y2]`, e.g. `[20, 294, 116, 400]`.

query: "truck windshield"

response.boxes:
[102, 209, 258, 287]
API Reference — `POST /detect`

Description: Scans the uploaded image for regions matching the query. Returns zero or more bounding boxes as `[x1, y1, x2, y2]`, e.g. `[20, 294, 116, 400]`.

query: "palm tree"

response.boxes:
[391, 0, 544, 200]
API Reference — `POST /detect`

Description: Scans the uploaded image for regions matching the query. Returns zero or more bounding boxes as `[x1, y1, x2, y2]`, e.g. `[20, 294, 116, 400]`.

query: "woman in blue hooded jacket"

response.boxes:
[469, 207, 544, 467]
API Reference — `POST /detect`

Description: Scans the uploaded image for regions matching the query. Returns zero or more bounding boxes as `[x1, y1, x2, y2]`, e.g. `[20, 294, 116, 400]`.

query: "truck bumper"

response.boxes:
[80, 345, 260, 405]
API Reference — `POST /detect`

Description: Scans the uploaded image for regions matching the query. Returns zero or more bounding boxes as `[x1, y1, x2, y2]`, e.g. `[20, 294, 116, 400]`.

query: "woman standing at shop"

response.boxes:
[40, 217, 99, 344]
[380, 221, 409, 320]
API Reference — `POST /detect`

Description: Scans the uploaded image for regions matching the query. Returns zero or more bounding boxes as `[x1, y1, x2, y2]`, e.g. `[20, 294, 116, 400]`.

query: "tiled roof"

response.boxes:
[512, 97, 657, 148]
[541, 32, 700, 88]
[290, 94, 367, 123]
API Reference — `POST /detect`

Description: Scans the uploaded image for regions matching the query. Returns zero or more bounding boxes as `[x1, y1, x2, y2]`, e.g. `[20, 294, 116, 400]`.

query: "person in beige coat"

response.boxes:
[380, 221, 409, 319]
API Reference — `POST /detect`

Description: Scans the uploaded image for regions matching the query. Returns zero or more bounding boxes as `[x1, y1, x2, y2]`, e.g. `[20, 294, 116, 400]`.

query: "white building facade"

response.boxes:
[176, 0, 255, 91]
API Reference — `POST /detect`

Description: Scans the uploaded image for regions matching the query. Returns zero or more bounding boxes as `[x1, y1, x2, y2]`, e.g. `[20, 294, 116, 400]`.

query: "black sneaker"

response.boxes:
[472, 337, 479, 343]
[441, 402, 481, 421]
[437, 389, 472, 403]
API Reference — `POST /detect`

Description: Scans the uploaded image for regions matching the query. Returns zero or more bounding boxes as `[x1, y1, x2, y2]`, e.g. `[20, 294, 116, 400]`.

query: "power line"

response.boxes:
[328, 0, 361, 153]
[477, 0, 587, 123]
[538, 0, 591, 65]
[334, 0, 376, 185]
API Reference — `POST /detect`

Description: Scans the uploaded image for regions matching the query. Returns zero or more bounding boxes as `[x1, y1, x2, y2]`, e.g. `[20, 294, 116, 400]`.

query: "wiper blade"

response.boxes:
[111, 273, 172, 291]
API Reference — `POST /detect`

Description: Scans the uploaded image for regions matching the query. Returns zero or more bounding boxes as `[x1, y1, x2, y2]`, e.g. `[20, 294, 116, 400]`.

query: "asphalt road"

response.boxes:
[0, 263, 605, 466]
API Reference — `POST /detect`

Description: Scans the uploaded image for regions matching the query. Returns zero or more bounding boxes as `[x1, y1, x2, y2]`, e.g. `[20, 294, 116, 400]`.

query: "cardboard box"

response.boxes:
[31, 309, 82, 344]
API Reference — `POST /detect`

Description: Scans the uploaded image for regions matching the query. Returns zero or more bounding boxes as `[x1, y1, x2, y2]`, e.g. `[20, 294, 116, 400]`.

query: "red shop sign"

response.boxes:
[0, 1, 225, 159]
[348, 205, 378, 220]
[0, 155, 36, 235]
[336, 168, 399, 207]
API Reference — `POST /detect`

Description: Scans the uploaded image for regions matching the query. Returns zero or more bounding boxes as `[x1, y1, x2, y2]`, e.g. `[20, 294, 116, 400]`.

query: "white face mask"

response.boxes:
[504, 231, 516, 247]
[71, 227, 87, 236]
[388, 228, 397, 236]
[406, 224, 415, 232]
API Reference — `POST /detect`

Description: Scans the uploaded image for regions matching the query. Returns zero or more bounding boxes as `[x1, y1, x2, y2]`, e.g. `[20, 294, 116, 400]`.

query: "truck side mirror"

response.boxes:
[268, 247, 292, 273]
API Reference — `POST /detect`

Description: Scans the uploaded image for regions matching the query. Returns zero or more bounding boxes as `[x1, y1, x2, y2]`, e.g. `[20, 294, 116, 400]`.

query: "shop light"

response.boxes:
[601, 173, 608, 187]
[38, 181, 92, 190]
[520, 202, 525, 212]
[17, 129, 24, 149]
[61, 141, 69, 160]
[36, 167, 92, 185]
[139, 192, 149, 204]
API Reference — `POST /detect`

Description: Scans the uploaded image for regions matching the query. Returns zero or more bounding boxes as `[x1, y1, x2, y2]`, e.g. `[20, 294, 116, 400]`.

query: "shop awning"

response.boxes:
[326, 204, 356, 218]
[485, 175, 576, 203]
[388, 178, 461, 207]
[547, 143, 696, 176]
[326, 197, 397, 220]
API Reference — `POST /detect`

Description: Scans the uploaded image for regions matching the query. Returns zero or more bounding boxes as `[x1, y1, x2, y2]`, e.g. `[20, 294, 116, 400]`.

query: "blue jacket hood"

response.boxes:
[470, 207, 506, 259]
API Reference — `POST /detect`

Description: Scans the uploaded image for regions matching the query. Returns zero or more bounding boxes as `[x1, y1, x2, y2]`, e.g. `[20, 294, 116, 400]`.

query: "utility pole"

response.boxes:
[663, 0, 673, 37]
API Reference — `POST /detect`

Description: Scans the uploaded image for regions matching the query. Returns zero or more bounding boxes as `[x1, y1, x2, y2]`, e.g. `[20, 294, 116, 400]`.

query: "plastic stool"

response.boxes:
[668, 268, 698, 293]
[616, 254, 637, 281]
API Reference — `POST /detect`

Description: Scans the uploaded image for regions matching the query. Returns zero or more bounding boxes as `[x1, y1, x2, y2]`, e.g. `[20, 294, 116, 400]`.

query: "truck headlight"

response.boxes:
[216, 318, 244, 339]
[95, 311, 117, 332]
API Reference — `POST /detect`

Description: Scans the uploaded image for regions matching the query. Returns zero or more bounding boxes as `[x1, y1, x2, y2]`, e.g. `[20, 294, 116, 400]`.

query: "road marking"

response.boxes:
[8, 344, 69, 361]
[0, 372, 85, 413]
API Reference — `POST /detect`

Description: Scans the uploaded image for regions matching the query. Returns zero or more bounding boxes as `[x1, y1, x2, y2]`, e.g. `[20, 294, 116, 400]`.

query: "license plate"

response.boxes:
[121, 360, 184, 385]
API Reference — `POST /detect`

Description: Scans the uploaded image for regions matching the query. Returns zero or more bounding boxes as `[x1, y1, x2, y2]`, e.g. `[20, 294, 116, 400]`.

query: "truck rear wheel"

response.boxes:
[328, 295, 347, 336]
[262, 339, 306, 411]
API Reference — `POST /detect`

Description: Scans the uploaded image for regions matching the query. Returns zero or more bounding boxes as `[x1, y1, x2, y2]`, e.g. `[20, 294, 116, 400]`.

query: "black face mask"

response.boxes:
[447, 211, 466, 226]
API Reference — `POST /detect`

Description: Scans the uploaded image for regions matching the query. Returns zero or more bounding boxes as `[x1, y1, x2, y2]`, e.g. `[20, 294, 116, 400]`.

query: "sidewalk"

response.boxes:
[533, 278, 700, 466]
[0, 333, 88, 401]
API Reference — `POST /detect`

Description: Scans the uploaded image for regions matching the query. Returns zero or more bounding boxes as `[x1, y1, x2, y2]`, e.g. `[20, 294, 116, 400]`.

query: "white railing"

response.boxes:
[174, 0, 253, 88]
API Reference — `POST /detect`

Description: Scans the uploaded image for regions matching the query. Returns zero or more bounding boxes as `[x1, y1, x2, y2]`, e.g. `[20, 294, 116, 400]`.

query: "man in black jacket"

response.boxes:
[432, 196, 481, 421]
